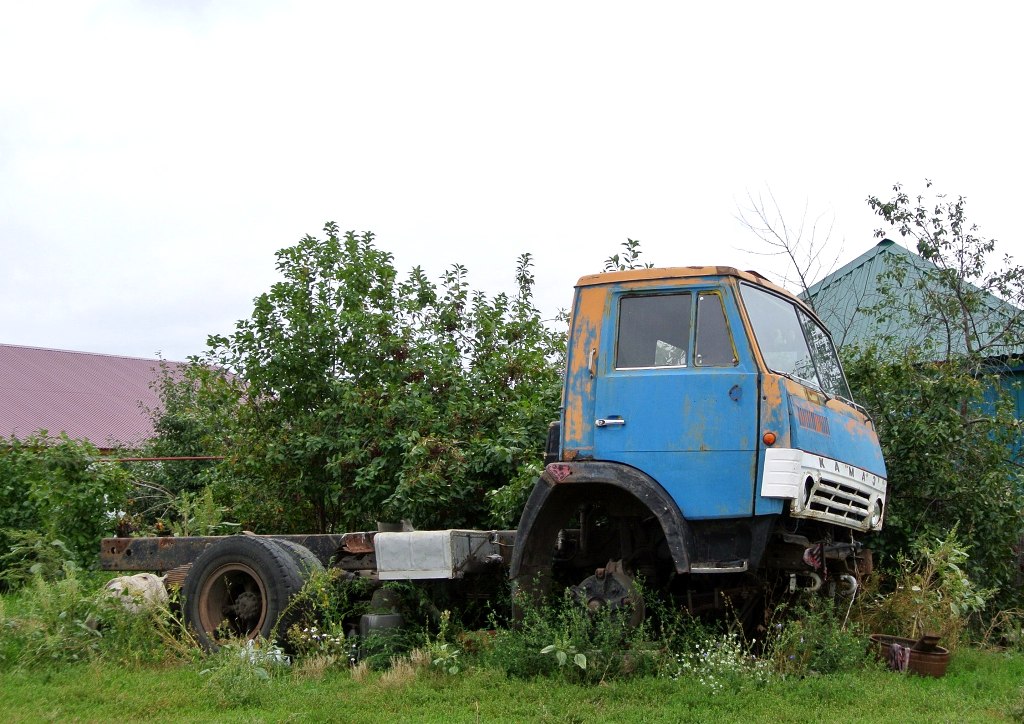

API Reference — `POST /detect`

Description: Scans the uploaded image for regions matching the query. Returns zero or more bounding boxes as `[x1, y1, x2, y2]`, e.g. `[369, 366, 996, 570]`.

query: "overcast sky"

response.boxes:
[2, 1, 1021, 362]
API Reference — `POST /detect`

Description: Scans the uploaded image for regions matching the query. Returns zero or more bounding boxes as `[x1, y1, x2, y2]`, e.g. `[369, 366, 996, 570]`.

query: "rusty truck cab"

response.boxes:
[512, 267, 887, 616]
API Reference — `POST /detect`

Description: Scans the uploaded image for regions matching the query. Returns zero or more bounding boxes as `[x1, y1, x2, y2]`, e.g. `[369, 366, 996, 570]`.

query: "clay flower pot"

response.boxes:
[870, 633, 950, 677]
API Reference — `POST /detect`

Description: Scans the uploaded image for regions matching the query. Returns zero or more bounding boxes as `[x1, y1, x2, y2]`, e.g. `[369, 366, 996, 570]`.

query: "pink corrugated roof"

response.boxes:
[0, 344, 186, 449]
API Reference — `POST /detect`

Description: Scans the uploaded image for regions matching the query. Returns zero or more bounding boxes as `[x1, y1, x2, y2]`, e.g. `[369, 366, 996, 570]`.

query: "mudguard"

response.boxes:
[510, 460, 694, 581]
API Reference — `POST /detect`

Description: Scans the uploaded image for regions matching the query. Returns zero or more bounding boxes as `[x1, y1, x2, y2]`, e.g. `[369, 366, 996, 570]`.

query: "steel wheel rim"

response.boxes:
[197, 562, 268, 641]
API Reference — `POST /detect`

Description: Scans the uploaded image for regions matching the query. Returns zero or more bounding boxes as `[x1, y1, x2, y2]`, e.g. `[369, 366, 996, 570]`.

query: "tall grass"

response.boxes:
[3, 534, 1023, 721]
[0, 568, 194, 670]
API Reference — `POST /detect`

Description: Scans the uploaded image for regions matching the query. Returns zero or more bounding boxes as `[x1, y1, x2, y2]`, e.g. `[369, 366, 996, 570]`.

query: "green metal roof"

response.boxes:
[803, 239, 1024, 358]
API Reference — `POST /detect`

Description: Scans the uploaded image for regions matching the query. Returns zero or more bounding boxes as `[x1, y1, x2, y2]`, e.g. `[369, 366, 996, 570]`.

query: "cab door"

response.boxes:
[592, 286, 759, 519]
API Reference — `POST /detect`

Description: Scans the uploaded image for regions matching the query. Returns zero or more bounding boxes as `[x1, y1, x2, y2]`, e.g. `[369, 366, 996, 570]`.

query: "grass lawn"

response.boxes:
[2, 648, 1023, 723]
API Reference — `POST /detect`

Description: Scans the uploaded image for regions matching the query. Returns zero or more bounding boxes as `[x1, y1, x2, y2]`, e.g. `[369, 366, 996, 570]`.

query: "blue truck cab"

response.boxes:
[511, 267, 887, 615]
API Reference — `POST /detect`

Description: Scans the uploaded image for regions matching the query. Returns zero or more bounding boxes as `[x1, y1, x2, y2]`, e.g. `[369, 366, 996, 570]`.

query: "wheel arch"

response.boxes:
[510, 461, 694, 584]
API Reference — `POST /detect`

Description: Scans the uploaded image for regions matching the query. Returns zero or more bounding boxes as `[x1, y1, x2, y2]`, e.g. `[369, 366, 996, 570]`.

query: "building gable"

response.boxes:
[804, 239, 1024, 358]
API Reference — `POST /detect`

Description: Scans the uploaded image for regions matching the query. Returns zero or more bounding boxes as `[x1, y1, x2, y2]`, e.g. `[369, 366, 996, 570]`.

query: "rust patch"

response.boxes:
[761, 374, 783, 409]
[804, 389, 826, 406]
[843, 414, 881, 443]
[575, 266, 742, 287]
[563, 286, 605, 447]
[339, 532, 375, 554]
[164, 564, 191, 589]
[106, 539, 130, 555]
[783, 377, 811, 399]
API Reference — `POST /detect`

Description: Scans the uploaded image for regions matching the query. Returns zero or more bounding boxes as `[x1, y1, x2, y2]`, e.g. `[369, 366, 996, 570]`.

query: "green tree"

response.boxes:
[179, 223, 564, 534]
[121, 363, 244, 533]
[843, 347, 1021, 600]
[867, 181, 1024, 362]
[844, 182, 1024, 603]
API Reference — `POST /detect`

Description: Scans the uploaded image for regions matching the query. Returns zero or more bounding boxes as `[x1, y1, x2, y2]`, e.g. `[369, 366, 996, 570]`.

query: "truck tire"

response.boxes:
[183, 536, 306, 650]
[273, 539, 325, 575]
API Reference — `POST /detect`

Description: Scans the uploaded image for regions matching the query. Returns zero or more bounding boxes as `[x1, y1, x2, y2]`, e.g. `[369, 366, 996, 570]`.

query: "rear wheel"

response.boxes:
[273, 539, 325, 576]
[183, 536, 306, 650]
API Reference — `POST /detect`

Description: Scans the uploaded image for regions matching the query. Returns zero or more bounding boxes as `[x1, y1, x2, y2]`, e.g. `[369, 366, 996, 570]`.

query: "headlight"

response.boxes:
[869, 499, 884, 529]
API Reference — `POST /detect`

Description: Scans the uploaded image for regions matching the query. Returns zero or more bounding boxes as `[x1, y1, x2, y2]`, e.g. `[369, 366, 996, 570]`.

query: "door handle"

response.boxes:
[595, 418, 625, 427]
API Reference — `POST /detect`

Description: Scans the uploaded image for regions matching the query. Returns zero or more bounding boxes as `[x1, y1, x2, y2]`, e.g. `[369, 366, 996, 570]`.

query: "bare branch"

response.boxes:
[734, 186, 845, 306]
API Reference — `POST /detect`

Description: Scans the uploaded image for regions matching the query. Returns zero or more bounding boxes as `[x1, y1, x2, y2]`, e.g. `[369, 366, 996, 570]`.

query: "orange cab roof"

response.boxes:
[574, 266, 820, 321]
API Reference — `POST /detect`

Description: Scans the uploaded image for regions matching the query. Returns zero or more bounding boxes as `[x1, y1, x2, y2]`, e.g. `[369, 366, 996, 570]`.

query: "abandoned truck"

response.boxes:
[101, 266, 888, 645]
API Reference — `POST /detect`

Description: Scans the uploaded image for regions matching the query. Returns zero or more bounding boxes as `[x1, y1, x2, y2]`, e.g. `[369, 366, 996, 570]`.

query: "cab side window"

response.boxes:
[616, 294, 691, 368]
[695, 292, 738, 366]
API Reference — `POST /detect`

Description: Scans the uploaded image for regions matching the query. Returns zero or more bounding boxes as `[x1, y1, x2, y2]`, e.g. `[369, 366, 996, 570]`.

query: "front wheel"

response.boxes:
[571, 559, 646, 628]
[183, 535, 307, 650]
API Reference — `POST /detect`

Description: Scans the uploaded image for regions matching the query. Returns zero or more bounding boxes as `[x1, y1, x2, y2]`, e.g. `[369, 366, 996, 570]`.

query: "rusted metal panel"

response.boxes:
[336, 531, 375, 554]
[99, 533, 374, 572]
[562, 285, 605, 459]
[574, 267, 820, 320]
[100, 536, 218, 571]
[273, 534, 364, 566]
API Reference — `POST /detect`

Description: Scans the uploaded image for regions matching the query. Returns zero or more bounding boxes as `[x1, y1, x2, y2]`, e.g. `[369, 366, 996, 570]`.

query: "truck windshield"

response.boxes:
[739, 284, 852, 400]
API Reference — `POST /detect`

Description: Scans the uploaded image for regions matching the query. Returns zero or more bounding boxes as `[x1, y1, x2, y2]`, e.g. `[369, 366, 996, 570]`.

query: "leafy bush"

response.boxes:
[0, 435, 130, 587]
[835, 183, 1024, 611]
[845, 347, 1024, 607]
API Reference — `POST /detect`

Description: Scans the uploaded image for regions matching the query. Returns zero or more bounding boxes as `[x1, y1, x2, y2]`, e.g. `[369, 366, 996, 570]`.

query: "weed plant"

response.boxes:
[281, 568, 372, 658]
[357, 625, 424, 671]
[197, 638, 290, 708]
[764, 596, 874, 676]
[0, 530, 81, 590]
[0, 568, 192, 670]
[481, 588, 663, 683]
[982, 608, 1024, 650]
[0, 567, 108, 668]
[669, 630, 773, 693]
[4, 541, 1015, 706]
[1010, 685, 1024, 723]
[857, 529, 993, 649]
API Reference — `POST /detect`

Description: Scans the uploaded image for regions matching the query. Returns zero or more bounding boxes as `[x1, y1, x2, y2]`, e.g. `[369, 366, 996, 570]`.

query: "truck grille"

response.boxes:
[807, 477, 871, 525]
